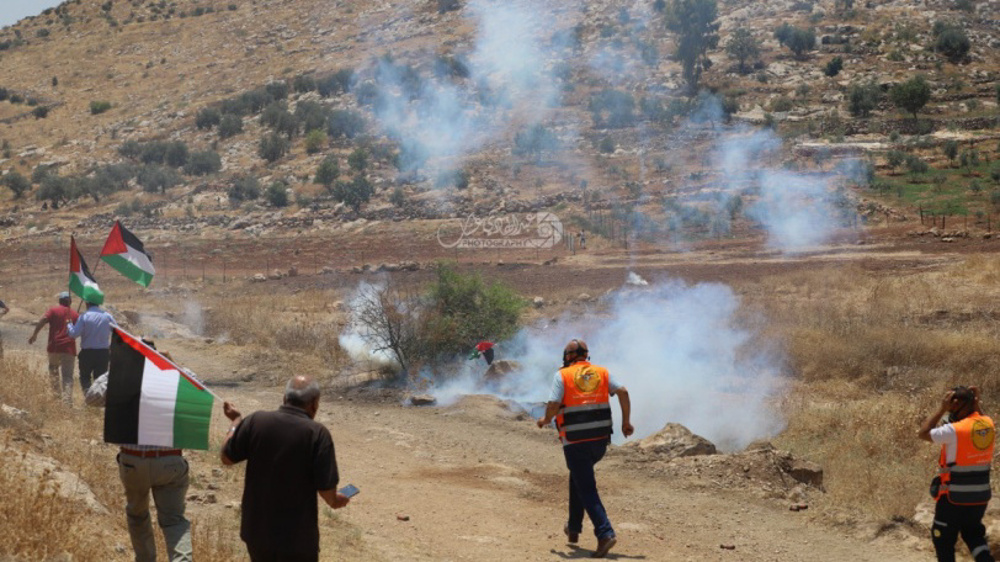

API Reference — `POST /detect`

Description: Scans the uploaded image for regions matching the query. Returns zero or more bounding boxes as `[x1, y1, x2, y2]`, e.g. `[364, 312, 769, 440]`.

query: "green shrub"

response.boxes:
[265, 81, 289, 101]
[303, 129, 327, 154]
[183, 151, 222, 176]
[824, 56, 843, 77]
[2, 171, 31, 198]
[314, 156, 339, 188]
[265, 181, 289, 207]
[934, 25, 970, 63]
[164, 141, 189, 168]
[588, 89, 636, 128]
[327, 109, 365, 138]
[317, 68, 354, 97]
[771, 96, 794, 112]
[390, 186, 405, 207]
[332, 175, 373, 212]
[294, 100, 330, 133]
[598, 136, 615, 154]
[218, 114, 243, 139]
[889, 75, 931, 118]
[195, 107, 221, 130]
[437, 0, 461, 13]
[36, 175, 72, 208]
[90, 100, 112, 115]
[228, 176, 260, 204]
[258, 133, 290, 163]
[513, 124, 559, 161]
[137, 165, 181, 193]
[32, 106, 49, 119]
[348, 148, 368, 173]
[293, 73, 316, 93]
[0, 88, 8, 101]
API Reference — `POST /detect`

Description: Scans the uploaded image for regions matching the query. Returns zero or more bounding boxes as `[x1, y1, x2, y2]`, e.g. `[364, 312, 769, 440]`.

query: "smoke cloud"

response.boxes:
[429, 279, 786, 451]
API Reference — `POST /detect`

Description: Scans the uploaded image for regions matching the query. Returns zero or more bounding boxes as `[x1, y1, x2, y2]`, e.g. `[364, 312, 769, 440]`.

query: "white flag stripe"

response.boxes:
[122, 244, 155, 275]
[136, 358, 179, 447]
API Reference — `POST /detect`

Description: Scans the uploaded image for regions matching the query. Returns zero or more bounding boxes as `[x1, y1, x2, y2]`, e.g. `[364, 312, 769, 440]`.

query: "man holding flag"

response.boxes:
[104, 329, 216, 562]
[66, 236, 114, 394]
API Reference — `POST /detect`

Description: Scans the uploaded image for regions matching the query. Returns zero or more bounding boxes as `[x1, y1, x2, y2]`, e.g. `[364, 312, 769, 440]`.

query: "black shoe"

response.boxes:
[592, 535, 616, 558]
[564, 524, 579, 543]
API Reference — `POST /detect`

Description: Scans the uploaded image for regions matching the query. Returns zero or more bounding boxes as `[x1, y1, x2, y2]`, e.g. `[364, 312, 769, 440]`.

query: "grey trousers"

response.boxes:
[117, 452, 193, 562]
[47, 352, 75, 403]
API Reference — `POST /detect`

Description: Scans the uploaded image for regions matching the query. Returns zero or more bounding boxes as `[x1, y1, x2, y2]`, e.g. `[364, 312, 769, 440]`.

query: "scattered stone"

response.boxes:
[789, 503, 809, 512]
[483, 360, 520, 383]
[532, 296, 545, 308]
[288, 265, 299, 277]
[408, 394, 437, 406]
[720, 544, 736, 550]
[397, 514, 411, 521]
[321, 266, 336, 274]
[626, 423, 717, 458]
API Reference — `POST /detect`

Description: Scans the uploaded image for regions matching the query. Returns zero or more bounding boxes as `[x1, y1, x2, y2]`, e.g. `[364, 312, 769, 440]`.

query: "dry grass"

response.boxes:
[750, 257, 1000, 521]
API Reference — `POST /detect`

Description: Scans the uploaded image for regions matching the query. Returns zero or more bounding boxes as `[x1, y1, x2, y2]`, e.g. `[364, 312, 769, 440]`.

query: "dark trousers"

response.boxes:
[78, 348, 109, 393]
[483, 348, 494, 365]
[246, 543, 318, 562]
[933, 497, 995, 562]
[563, 439, 614, 540]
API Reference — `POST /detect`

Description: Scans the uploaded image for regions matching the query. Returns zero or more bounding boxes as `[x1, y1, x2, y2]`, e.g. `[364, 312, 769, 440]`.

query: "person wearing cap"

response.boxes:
[66, 294, 116, 395]
[28, 292, 79, 403]
[919, 385, 996, 562]
[536, 339, 633, 559]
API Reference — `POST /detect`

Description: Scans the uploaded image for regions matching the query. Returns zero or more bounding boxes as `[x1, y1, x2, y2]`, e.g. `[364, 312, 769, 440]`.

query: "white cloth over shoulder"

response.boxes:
[85, 372, 109, 407]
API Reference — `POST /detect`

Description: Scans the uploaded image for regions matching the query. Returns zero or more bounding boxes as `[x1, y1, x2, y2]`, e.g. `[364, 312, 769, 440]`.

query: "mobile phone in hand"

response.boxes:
[339, 484, 360, 498]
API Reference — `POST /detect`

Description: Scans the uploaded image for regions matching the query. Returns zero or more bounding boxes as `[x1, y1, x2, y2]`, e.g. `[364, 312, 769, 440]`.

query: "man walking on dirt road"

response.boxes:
[28, 292, 79, 403]
[66, 295, 116, 395]
[537, 339, 633, 558]
[919, 385, 996, 562]
[221, 375, 351, 562]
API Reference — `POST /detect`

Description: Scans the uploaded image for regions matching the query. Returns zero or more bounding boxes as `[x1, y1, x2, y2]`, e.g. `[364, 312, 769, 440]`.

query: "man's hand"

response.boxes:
[622, 422, 634, 438]
[536, 418, 549, 429]
[939, 389, 956, 413]
[331, 492, 351, 509]
[28, 334, 36, 344]
[223, 401, 242, 422]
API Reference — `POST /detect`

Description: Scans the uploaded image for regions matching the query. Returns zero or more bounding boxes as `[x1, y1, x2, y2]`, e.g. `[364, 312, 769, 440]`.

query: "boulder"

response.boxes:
[532, 296, 545, 308]
[483, 359, 520, 383]
[408, 394, 437, 406]
[629, 423, 717, 458]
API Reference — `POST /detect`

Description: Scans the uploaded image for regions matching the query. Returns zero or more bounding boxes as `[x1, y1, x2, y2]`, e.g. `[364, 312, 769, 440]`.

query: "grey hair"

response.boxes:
[284, 377, 321, 407]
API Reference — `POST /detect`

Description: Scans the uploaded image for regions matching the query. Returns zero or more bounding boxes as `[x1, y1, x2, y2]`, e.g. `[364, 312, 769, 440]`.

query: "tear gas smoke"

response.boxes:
[429, 279, 786, 451]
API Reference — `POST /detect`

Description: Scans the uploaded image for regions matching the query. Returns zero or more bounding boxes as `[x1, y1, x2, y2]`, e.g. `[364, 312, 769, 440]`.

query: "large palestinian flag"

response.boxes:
[100, 221, 155, 287]
[69, 236, 104, 304]
[104, 328, 214, 450]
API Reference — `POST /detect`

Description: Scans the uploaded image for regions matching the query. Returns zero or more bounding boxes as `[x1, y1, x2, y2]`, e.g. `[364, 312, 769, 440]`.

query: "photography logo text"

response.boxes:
[437, 212, 563, 249]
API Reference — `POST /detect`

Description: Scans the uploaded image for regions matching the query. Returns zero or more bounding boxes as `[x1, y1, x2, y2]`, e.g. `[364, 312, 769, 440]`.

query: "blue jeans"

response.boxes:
[563, 439, 614, 540]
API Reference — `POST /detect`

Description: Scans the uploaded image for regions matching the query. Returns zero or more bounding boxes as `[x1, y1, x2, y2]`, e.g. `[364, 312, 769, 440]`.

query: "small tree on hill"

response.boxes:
[265, 181, 289, 207]
[890, 75, 931, 119]
[314, 155, 339, 188]
[824, 56, 843, 77]
[847, 81, 882, 117]
[934, 24, 970, 63]
[184, 151, 222, 176]
[196, 107, 221, 130]
[333, 175, 373, 212]
[725, 28, 759, 74]
[664, 0, 719, 94]
[776, 25, 816, 59]
[942, 140, 959, 167]
[259, 133, 290, 163]
[228, 176, 260, 205]
[2, 171, 30, 198]
[218, 115, 243, 139]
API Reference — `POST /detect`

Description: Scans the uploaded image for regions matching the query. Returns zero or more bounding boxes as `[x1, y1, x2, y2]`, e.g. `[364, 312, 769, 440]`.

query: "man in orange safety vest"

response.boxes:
[919, 385, 996, 562]
[537, 339, 633, 559]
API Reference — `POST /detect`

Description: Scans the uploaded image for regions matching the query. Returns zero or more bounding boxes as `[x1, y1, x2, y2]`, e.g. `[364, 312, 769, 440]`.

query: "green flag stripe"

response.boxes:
[172, 375, 213, 450]
[102, 253, 154, 287]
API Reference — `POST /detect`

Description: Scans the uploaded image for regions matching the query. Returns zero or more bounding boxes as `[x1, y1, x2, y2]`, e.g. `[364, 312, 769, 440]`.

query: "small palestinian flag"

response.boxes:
[69, 236, 104, 304]
[100, 221, 155, 287]
[104, 328, 215, 450]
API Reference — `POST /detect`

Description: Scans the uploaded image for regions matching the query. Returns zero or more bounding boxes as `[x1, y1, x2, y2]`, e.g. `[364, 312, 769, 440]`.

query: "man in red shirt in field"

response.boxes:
[28, 292, 79, 404]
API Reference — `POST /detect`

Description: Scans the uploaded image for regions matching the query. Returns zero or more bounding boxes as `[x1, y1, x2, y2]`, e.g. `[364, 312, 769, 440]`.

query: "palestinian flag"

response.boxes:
[104, 328, 215, 450]
[100, 221, 155, 287]
[69, 236, 104, 304]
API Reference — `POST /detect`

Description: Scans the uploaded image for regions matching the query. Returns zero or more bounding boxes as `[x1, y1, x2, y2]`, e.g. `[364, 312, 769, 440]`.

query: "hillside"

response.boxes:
[0, 0, 997, 241]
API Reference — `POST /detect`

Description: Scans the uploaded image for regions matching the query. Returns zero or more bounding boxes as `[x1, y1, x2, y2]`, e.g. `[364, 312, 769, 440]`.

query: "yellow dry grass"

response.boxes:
[751, 256, 1000, 521]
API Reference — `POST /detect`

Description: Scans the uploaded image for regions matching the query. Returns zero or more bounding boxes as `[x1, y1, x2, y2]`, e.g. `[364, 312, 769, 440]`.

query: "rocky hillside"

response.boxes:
[0, 0, 998, 241]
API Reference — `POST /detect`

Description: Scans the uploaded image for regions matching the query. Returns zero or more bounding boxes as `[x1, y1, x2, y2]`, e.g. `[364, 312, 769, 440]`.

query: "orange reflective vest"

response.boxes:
[937, 413, 995, 505]
[556, 361, 613, 445]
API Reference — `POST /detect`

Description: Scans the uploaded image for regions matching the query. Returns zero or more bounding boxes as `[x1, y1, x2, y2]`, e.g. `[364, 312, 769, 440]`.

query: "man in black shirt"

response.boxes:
[221, 375, 350, 562]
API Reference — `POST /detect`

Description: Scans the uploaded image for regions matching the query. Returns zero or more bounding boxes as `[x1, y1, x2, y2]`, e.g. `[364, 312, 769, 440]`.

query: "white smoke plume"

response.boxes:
[429, 280, 786, 452]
